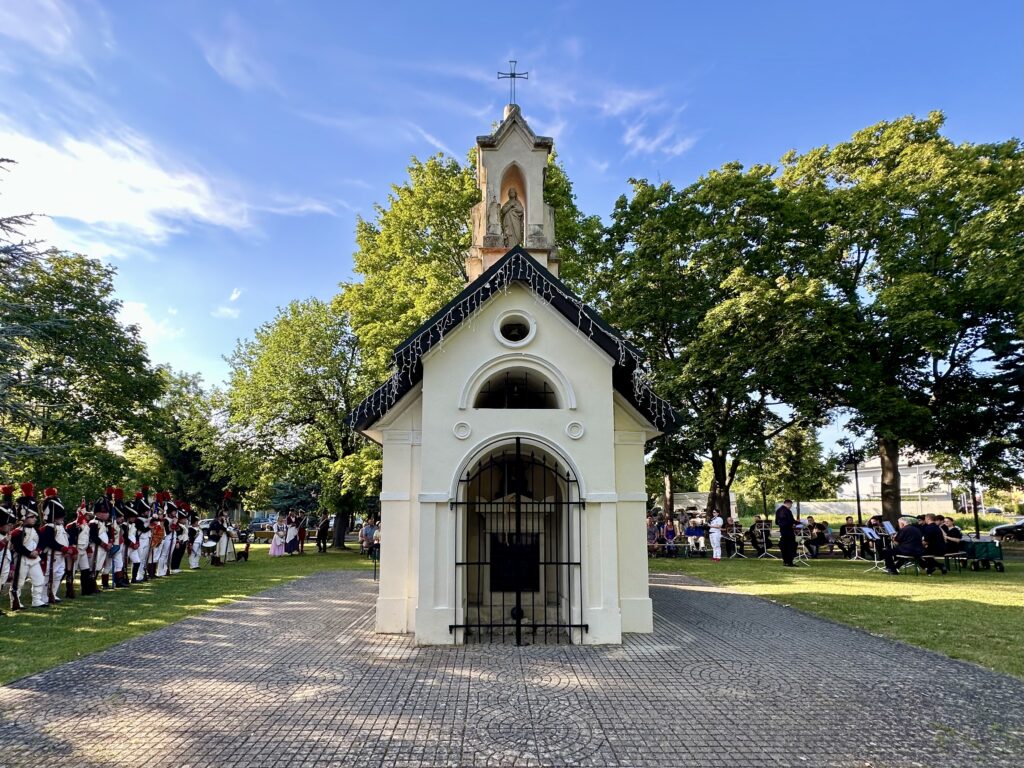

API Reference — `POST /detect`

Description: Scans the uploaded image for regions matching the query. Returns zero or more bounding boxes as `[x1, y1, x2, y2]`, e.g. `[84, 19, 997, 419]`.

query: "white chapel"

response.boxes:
[347, 103, 678, 646]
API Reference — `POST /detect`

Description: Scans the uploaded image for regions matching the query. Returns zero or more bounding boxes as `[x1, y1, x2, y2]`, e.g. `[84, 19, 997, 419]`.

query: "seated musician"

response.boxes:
[684, 514, 707, 555]
[941, 516, 963, 554]
[883, 517, 927, 575]
[747, 515, 772, 555]
[837, 516, 858, 559]
[803, 516, 827, 558]
[722, 516, 744, 557]
[919, 513, 948, 574]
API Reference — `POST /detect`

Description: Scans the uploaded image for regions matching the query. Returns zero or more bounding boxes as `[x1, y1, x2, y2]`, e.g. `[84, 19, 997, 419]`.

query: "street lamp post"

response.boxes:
[843, 444, 865, 527]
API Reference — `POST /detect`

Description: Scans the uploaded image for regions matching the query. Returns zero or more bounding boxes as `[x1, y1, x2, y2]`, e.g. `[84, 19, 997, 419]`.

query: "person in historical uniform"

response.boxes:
[10, 501, 47, 610]
[90, 498, 113, 590]
[73, 502, 98, 595]
[0, 485, 18, 613]
[132, 488, 151, 582]
[38, 487, 74, 603]
[187, 510, 203, 570]
[169, 505, 188, 573]
[110, 487, 131, 587]
[156, 494, 176, 577]
[147, 508, 165, 579]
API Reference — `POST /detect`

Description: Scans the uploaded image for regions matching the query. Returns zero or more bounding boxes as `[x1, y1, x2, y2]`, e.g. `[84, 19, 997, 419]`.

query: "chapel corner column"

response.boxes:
[580, 495, 624, 645]
[614, 433, 654, 633]
[413, 494, 458, 645]
[375, 431, 415, 634]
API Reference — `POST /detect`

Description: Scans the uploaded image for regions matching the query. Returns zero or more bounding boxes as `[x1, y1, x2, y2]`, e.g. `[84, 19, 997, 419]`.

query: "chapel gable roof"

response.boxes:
[476, 105, 553, 151]
[346, 247, 679, 435]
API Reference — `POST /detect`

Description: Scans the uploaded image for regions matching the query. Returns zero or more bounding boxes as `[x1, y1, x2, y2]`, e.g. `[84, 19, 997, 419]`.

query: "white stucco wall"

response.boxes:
[371, 283, 657, 645]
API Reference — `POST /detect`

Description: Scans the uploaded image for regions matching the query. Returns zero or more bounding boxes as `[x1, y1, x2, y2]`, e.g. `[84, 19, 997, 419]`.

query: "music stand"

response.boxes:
[755, 523, 777, 559]
[860, 527, 887, 573]
[728, 530, 747, 559]
[848, 530, 867, 561]
[793, 526, 812, 567]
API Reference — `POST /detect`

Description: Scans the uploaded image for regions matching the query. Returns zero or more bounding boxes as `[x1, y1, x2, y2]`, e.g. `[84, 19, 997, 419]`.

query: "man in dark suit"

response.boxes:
[883, 518, 925, 575]
[774, 499, 798, 567]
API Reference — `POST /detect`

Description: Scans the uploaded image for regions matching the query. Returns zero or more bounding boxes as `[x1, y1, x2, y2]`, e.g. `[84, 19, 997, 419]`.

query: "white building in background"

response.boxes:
[839, 453, 951, 502]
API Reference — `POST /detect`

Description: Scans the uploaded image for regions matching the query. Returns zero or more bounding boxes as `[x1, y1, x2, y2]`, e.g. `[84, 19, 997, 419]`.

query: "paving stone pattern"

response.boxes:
[1, 570, 1023, 767]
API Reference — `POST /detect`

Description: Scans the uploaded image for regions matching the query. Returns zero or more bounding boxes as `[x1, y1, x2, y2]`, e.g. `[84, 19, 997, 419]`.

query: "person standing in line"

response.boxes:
[10, 505, 47, 610]
[284, 511, 300, 555]
[187, 512, 203, 570]
[0, 485, 18, 613]
[296, 510, 308, 555]
[708, 509, 724, 562]
[316, 512, 330, 553]
[775, 498, 798, 567]
[269, 514, 286, 557]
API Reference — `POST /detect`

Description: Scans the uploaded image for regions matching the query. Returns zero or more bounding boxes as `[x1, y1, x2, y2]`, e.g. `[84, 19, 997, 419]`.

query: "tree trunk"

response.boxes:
[708, 450, 730, 516]
[662, 473, 674, 518]
[879, 436, 901, 524]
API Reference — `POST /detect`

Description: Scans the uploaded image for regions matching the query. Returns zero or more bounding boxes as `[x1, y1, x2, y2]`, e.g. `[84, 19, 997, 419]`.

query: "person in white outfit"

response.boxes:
[708, 510, 724, 562]
[187, 512, 203, 569]
[10, 507, 47, 610]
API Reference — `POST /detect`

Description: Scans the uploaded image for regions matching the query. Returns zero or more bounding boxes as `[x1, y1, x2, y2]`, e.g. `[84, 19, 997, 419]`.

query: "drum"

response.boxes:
[201, 540, 216, 553]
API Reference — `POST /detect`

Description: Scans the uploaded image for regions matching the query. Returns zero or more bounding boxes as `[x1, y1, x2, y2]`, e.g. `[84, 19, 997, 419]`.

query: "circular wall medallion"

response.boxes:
[493, 309, 537, 348]
[565, 421, 585, 440]
[453, 421, 472, 440]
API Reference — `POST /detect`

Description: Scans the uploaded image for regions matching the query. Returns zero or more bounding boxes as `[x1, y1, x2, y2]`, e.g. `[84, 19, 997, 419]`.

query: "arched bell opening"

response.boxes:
[450, 437, 586, 645]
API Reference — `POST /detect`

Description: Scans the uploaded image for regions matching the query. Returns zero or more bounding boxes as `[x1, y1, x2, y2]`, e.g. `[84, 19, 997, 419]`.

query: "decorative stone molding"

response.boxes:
[382, 430, 423, 445]
[459, 353, 576, 410]
[586, 492, 618, 502]
[453, 421, 472, 440]
[614, 430, 646, 445]
[379, 491, 411, 501]
[565, 421, 585, 440]
[493, 308, 537, 348]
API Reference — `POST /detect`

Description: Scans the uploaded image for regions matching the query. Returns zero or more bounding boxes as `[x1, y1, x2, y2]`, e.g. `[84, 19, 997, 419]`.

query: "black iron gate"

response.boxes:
[450, 438, 587, 645]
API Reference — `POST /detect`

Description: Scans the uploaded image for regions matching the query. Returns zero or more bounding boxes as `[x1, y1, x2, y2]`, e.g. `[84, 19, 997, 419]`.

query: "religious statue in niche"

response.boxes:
[486, 194, 502, 236]
[500, 189, 524, 247]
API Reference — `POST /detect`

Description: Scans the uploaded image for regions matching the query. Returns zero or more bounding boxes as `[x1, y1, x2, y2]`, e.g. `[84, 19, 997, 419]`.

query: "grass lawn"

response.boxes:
[0, 544, 373, 684]
[649, 554, 1024, 679]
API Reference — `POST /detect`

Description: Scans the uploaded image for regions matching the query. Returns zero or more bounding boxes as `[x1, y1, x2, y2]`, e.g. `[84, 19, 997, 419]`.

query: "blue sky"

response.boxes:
[1, 0, 1021, 397]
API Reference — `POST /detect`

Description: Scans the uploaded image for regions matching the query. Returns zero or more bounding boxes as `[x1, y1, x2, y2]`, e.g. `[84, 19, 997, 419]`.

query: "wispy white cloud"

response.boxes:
[0, 0, 111, 69]
[405, 121, 455, 156]
[588, 157, 610, 174]
[167, 306, 179, 316]
[119, 301, 185, 344]
[0, 123, 250, 240]
[622, 117, 697, 158]
[211, 305, 240, 319]
[600, 88, 663, 117]
[198, 15, 277, 92]
[229, 288, 243, 302]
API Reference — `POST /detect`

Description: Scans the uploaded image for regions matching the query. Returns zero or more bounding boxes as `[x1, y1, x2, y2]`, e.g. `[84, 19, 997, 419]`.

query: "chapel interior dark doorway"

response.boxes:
[450, 438, 586, 645]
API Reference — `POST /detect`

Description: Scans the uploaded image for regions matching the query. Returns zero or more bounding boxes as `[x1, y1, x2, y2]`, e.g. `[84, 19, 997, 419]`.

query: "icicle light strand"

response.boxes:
[348, 251, 677, 431]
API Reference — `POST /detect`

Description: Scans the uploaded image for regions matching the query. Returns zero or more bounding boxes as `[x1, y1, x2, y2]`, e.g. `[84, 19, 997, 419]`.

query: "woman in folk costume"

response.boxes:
[284, 511, 300, 555]
[38, 487, 74, 603]
[131, 487, 151, 582]
[186, 510, 202, 570]
[269, 513, 286, 556]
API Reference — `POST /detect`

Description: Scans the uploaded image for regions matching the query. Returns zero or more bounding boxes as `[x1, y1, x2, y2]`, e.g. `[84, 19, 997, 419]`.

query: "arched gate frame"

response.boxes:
[449, 437, 588, 646]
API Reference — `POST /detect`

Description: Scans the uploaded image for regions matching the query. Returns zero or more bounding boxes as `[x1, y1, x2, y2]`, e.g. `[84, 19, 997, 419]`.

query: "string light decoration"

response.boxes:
[347, 247, 679, 433]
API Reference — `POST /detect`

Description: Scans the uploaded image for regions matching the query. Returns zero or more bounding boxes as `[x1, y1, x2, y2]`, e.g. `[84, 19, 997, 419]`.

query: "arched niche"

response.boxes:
[459, 353, 577, 411]
[499, 163, 527, 215]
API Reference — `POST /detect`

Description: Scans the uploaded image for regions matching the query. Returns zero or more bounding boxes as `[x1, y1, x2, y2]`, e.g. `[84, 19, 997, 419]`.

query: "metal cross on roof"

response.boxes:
[498, 60, 528, 105]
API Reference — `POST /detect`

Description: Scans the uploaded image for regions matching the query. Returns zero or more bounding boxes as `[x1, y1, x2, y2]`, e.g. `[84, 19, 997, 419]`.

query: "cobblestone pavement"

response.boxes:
[1, 570, 1023, 768]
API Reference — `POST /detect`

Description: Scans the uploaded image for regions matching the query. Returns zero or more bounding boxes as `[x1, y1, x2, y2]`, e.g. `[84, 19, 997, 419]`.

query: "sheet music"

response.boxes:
[882, 521, 897, 536]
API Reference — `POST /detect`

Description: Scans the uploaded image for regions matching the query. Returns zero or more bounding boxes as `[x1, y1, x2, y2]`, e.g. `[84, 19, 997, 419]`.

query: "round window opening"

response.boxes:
[494, 310, 536, 347]
[500, 320, 530, 342]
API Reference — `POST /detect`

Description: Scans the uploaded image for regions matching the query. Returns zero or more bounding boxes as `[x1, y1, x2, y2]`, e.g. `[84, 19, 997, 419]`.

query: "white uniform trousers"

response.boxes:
[0, 548, 11, 599]
[709, 530, 723, 560]
[189, 537, 201, 569]
[134, 537, 151, 580]
[156, 536, 173, 576]
[13, 556, 47, 607]
[47, 551, 66, 596]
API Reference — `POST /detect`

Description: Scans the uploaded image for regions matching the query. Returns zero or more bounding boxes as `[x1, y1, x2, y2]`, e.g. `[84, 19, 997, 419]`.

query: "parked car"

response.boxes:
[989, 517, 1024, 542]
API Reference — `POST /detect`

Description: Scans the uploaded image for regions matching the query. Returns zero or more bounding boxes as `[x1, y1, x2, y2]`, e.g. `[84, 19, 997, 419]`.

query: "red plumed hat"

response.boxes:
[223, 490, 233, 500]
[44, 487, 58, 498]
[174, 498, 186, 508]
[141, 484, 150, 492]
[135, 491, 143, 500]
[1, 484, 13, 497]
[20, 482, 34, 497]
[113, 487, 124, 500]
[104, 486, 115, 496]
[182, 502, 192, 511]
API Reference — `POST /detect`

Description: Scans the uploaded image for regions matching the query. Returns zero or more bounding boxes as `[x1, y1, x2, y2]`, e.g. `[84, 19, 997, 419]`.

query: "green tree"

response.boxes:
[781, 112, 1024, 521]
[754, 424, 843, 514]
[594, 165, 839, 516]
[1, 250, 164, 498]
[224, 297, 370, 530]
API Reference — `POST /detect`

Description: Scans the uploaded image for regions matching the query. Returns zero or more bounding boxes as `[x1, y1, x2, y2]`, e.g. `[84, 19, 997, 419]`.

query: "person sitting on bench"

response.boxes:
[884, 518, 927, 575]
[803, 517, 828, 558]
[941, 516, 963, 554]
[920, 514, 948, 574]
